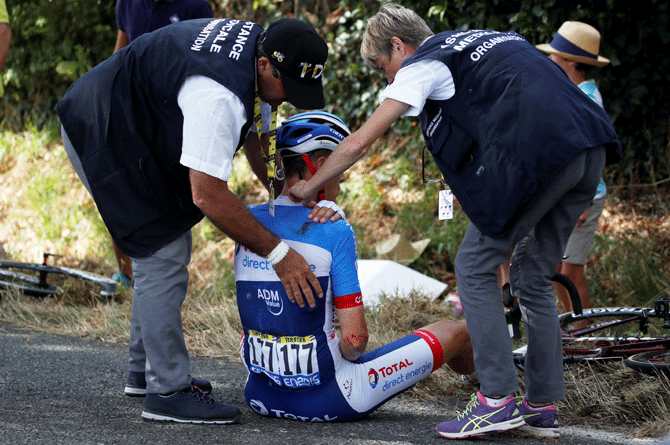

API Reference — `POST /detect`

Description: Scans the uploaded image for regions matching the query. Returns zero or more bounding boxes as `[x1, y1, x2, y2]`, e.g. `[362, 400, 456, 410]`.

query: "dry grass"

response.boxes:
[0, 287, 131, 342]
[563, 361, 670, 437]
[4, 284, 669, 438]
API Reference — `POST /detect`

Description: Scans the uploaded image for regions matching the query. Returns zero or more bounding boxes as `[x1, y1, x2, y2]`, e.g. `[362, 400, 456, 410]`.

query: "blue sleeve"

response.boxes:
[116, 0, 126, 31]
[329, 223, 361, 298]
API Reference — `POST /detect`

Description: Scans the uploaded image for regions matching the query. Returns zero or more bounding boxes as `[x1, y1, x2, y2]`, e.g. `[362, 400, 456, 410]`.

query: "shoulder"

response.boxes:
[319, 219, 357, 246]
[247, 203, 270, 215]
[186, 0, 214, 15]
[399, 59, 450, 78]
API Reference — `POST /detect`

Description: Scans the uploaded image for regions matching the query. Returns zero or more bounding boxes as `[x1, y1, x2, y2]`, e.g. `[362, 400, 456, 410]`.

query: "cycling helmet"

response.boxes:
[276, 111, 351, 156]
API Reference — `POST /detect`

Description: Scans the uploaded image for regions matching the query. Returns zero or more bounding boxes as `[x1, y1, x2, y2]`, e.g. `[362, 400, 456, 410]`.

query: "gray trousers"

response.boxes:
[128, 232, 192, 394]
[455, 146, 606, 403]
[63, 127, 193, 394]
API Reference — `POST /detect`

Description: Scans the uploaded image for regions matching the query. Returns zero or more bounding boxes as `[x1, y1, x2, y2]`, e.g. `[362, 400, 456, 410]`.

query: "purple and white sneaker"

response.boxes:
[517, 398, 560, 438]
[436, 392, 525, 439]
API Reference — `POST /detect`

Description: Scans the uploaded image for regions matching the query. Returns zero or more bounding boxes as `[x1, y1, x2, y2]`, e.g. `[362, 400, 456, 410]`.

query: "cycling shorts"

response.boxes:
[243, 329, 443, 422]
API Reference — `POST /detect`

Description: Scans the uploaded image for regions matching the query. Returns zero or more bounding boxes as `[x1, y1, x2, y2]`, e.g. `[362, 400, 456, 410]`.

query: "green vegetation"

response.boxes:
[1, 0, 669, 186]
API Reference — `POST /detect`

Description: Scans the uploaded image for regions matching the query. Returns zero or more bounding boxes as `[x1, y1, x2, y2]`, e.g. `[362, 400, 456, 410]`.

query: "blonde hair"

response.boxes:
[361, 3, 433, 70]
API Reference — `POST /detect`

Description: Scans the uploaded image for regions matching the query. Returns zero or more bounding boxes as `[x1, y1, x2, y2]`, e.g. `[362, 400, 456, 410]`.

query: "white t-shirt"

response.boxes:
[177, 74, 270, 182]
[378, 59, 456, 116]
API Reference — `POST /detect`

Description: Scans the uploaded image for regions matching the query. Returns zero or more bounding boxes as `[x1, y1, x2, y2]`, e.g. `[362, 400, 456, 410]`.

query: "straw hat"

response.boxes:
[536, 21, 610, 66]
[375, 234, 431, 265]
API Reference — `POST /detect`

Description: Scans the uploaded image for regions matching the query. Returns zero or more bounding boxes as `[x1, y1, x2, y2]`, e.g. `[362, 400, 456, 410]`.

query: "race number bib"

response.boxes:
[247, 330, 321, 389]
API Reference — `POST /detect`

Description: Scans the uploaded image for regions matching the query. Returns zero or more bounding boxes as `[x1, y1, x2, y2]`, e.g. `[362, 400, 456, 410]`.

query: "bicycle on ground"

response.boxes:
[0, 253, 118, 299]
[505, 274, 670, 376]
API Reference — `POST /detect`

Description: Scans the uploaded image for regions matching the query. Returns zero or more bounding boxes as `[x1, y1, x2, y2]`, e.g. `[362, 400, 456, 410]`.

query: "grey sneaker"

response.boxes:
[517, 398, 560, 438]
[142, 386, 241, 424]
[125, 371, 212, 397]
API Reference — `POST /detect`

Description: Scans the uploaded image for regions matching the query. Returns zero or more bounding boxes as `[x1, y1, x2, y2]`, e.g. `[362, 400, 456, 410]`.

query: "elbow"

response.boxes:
[191, 190, 207, 213]
[350, 336, 368, 352]
[340, 334, 368, 361]
[348, 330, 369, 352]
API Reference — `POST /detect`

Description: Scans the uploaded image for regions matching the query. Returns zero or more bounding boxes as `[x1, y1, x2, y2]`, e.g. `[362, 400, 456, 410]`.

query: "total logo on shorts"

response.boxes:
[367, 369, 379, 388]
[249, 399, 269, 415]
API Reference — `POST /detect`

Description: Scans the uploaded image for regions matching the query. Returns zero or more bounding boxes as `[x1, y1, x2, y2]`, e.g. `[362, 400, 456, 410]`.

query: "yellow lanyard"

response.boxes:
[254, 82, 278, 214]
[254, 83, 278, 180]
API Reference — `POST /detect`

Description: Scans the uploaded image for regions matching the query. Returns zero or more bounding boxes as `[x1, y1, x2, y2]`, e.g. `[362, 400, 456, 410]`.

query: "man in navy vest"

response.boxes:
[108, 0, 215, 289]
[57, 18, 329, 424]
[289, 4, 621, 439]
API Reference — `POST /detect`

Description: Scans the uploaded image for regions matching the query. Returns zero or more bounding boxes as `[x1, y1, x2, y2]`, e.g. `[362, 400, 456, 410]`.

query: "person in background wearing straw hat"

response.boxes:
[288, 3, 621, 439]
[57, 17, 335, 424]
[235, 111, 474, 422]
[537, 21, 611, 315]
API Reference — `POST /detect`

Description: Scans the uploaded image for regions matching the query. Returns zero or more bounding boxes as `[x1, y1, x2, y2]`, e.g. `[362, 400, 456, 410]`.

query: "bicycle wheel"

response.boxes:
[0, 264, 62, 297]
[559, 307, 658, 338]
[0, 261, 118, 299]
[624, 350, 670, 376]
[552, 272, 581, 315]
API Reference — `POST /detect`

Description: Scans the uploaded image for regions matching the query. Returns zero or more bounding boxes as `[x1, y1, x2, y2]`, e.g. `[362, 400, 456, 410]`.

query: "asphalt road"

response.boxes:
[1, 323, 667, 445]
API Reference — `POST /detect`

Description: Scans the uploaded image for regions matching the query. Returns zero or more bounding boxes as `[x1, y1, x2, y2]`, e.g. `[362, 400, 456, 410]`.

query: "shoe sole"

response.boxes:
[517, 424, 560, 438]
[141, 410, 241, 424]
[436, 417, 525, 439]
[124, 386, 147, 397]
[125, 386, 211, 397]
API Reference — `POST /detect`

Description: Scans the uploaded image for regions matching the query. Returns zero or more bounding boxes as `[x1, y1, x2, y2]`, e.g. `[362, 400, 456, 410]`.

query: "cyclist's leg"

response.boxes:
[421, 319, 474, 376]
[510, 146, 606, 404]
[244, 373, 358, 422]
[350, 329, 451, 415]
[132, 231, 192, 394]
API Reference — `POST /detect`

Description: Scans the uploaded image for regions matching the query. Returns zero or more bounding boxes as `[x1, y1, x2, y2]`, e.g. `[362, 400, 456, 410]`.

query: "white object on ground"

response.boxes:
[356, 259, 448, 307]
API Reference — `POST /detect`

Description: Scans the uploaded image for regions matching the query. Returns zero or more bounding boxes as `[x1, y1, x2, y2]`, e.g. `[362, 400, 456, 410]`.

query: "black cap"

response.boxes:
[261, 19, 328, 109]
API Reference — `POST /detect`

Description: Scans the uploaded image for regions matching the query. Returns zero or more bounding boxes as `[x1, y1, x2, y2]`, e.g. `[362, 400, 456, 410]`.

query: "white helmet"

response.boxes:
[276, 111, 351, 156]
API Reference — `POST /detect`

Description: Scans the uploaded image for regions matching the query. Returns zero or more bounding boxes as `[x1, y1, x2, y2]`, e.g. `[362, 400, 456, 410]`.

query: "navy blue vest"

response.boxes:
[57, 19, 262, 257]
[404, 30, 621, 237]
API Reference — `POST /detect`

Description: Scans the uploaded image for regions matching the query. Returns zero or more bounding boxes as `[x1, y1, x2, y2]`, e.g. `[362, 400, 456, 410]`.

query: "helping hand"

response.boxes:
[308, 200, 345, 223]
[273, 248, 323, 308]
[288, 180, 316, 206]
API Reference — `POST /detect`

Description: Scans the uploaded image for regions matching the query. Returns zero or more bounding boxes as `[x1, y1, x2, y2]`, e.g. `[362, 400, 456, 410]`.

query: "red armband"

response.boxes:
[334, 292, 363, 309]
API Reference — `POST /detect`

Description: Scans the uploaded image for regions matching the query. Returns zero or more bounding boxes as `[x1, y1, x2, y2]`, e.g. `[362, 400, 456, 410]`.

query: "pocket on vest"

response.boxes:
[91, 155, 180, 239]
[452, 145, 537, 236]
[426, 117, 474, 171]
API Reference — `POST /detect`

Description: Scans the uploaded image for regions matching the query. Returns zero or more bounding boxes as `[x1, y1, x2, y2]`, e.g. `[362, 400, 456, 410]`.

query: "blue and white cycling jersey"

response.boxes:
[235, 196, 360, 389]
[234, 196, 444, 421]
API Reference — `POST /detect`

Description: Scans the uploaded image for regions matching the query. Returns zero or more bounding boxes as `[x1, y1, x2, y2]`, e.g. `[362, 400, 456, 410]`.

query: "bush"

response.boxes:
[0, 0, 116, 130]
[1, 0, 668, 187]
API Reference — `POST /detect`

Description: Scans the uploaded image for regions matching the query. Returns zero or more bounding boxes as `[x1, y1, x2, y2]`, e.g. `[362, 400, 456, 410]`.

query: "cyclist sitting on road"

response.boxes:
[234, 111, 475, 421]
